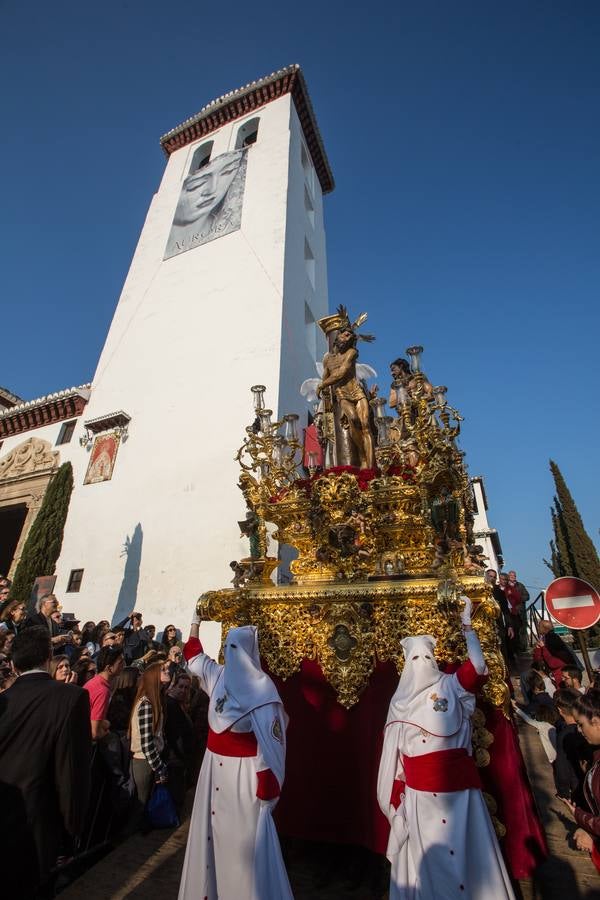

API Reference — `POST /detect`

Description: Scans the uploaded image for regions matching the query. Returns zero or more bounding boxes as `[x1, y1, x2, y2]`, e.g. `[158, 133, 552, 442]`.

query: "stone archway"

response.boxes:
[0, 437, 60, 577]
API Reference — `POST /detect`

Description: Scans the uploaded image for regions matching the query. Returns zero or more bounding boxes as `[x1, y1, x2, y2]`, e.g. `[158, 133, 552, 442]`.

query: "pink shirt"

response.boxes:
[84, 674, 111, 721]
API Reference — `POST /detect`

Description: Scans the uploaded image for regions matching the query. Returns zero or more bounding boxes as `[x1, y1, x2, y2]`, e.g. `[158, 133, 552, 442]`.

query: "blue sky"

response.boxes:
[1, 1, 598, 594]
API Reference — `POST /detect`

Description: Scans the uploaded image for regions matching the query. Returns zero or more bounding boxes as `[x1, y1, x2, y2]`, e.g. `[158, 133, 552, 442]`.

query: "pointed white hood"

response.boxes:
[385, 635, 463, 737]
[208, 625, 283, 733]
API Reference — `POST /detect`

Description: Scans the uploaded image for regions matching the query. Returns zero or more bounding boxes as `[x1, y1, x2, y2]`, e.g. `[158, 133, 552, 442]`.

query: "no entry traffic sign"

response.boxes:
[546, 576, 600, 631]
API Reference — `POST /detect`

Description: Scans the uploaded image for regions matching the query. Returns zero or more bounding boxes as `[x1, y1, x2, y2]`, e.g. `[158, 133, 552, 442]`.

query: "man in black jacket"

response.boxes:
[485, 569, 514, 666]
[30, 592, 74, 656]
[113, 610, 151, 663]
[0, 626, 92, 898]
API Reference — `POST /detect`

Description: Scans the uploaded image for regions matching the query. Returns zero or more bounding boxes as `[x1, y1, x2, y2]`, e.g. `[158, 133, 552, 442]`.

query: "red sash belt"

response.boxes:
[207, 727, 257, 757]
[403, 748, 481, 792]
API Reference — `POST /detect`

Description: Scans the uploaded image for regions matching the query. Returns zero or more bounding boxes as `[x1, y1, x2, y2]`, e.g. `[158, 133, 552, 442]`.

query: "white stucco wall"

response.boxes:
[54, 94, 330, 647]
[471, 477, 502, 574]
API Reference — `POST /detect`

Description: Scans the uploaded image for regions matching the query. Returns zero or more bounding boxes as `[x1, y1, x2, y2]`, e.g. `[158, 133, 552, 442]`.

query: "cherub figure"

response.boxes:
[229, 560, 247, 589]
[463, 544, 488, 574]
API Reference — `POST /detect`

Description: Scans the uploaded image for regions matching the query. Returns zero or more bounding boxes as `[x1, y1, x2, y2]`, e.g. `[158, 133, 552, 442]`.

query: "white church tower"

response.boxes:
[55, 65, 334, 630]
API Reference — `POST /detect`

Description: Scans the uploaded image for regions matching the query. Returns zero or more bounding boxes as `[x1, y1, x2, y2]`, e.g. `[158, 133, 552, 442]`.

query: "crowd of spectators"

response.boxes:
[484, 567, 530, 663]
[478, 567, 600, 873]
[0, 573, 207, 899]
[513, 614, 600, 873]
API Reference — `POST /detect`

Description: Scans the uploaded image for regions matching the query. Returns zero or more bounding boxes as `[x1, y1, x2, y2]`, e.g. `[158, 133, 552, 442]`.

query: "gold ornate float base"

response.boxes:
[199, 575, 508, 711]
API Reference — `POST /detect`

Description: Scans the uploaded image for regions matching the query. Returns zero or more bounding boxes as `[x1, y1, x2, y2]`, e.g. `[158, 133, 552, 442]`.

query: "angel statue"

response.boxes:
[300, 360, 377, 409]
[304, 305, 377, 469]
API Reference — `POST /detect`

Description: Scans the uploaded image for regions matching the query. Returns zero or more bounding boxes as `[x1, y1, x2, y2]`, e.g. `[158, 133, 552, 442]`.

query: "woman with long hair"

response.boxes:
[108, 667, 140, 733]
[129, 661, 172, 826]
[161, 624, 181, 651]
[49, 654, 76, 683]
[562, 689, 600, 870]
[0, 599, 30, 636]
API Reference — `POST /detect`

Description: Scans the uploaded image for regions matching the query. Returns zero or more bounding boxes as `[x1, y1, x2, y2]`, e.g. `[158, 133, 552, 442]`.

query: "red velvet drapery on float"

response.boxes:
[271, 658, 547, 880]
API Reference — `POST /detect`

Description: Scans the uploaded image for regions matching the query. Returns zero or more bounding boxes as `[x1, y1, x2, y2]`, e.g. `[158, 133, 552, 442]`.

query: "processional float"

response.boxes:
[196, 306, 542, 867]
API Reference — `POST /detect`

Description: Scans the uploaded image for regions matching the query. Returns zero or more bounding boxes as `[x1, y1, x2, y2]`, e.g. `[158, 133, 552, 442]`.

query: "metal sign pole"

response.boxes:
[577, 630, 595, 683]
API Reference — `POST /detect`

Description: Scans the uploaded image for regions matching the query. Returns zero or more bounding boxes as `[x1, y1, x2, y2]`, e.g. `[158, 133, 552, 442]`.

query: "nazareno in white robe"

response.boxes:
[178, 626, 293, 900]
[377, 632, 515, 900]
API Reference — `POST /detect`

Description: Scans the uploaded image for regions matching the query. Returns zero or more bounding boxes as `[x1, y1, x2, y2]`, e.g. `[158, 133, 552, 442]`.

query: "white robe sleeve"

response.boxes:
[186, 651, 223, 697]
[377, 722, 405, 823]
[377, 721, 409, 860]
[465, 628, 487, 675]
[449, 629, 487, 718]
[250, 701, 288, 790]
[251, 703, 294, 900]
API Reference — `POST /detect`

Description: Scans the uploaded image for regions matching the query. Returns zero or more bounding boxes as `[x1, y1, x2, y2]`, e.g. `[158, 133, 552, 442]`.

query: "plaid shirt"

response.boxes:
[138, 698, 166, 775]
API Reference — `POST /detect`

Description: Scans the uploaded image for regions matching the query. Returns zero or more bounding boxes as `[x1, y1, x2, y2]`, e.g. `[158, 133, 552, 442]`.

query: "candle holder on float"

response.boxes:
[250, 384, 266, 411]
[307, 451, 319, 478]
[374, 416, 400, 476]
[406, 345, 424, 374]
[235, 388, 304, 583]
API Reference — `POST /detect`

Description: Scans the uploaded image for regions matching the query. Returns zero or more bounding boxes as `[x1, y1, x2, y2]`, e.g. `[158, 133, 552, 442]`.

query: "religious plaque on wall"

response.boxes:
[164, 148, 248, 260]
[84, 432, 121, 485]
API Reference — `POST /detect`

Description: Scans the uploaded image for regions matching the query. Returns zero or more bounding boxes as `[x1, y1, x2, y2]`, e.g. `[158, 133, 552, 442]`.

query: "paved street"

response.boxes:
[514, 702, 599, 899]
[58, 799, 386, 900]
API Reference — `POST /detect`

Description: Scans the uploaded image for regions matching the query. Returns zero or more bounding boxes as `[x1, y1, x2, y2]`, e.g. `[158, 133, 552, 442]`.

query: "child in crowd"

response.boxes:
[520, 669, 556, 716]
[553, 688, 593, 806]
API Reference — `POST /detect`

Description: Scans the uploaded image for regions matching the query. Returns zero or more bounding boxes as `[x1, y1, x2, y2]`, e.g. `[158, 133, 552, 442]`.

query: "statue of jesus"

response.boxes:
[316, 307, 376, 469]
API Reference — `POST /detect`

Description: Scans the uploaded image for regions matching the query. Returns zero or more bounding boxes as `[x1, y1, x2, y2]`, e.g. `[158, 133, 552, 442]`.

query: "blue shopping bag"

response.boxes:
[147, 783, 180, 828]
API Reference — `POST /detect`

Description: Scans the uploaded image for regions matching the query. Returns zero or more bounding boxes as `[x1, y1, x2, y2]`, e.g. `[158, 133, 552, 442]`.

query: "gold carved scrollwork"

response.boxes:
[199, 577, 509, 712]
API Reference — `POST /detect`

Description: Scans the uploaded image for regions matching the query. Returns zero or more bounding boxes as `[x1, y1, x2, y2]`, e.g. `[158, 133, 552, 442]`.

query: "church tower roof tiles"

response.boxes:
[159, 64, 334, 194]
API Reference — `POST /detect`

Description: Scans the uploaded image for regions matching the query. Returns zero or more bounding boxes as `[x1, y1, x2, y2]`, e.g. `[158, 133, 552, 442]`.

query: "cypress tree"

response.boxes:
[543, 536, 563, 578]
[544, 503, 570, 577]
[10, 461, 74, 603]
[547, 460, 600, 589]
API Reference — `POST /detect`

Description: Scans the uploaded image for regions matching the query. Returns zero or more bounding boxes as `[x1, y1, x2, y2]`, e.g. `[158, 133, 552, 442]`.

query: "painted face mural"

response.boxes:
[164, 149, 248, 259]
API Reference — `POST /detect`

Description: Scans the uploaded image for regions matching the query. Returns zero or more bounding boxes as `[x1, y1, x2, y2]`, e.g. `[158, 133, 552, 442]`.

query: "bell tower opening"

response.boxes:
[0, 503, 28, 576]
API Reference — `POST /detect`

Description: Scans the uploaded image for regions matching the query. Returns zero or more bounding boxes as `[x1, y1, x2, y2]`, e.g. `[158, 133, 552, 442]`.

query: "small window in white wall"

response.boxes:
[301, 142, 310, 172]
[56, 420, 76, 445]
[305, 302, 317, 359]
[304, 186, 315, 227]
[304, 238, 315, 289]
[235, 117, 260, 149]
[66, 568, 84, 592]
[301, 142, 314, 193]
[189, 141, 214, 173]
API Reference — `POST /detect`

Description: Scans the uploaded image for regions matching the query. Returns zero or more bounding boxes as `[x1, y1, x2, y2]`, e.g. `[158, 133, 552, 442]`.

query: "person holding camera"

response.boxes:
[111, 610, 152, 664]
